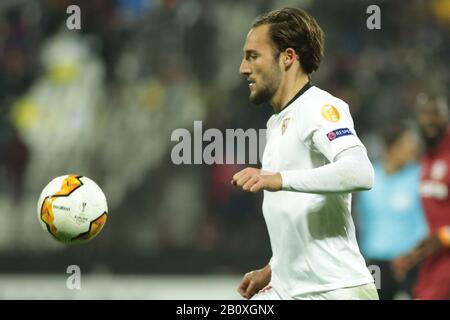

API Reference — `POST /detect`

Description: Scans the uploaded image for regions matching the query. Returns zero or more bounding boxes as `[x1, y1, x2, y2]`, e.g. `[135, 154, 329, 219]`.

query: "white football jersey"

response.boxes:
[262, 84, 374, 297]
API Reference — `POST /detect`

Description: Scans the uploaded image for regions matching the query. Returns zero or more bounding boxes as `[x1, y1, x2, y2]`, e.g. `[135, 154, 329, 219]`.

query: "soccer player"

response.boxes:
[231, 8, 378, 300]
[355, 121, 427, 300]
[392, 93, 450, 299]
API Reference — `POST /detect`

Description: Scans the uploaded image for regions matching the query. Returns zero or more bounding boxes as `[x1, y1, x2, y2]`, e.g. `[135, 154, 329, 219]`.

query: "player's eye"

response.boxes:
[245, 52, 258, 61]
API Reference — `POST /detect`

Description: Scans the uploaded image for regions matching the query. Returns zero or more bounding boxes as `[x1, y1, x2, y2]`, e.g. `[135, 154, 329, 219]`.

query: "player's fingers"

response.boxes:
[245, 280, 259, 299]
[238, 273, 251, 288]
[242, 175, 260, 191]
[250, 180, 264, 193]
[233, 167, 259, 182]
[394, 268, 406, 282]
[232, 168, 250, 182]
[391, 261, 401, 276]
[392, 258, 408, 281]
[237, 287, 247, 298]
[231, 177, 240, 186]
[235, 173, 253, 187]
[238, 277, 250, 290]
[237, 277, 251, 298]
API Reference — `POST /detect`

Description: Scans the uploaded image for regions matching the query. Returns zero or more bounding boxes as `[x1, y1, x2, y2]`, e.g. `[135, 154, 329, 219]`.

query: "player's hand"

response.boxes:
[392, 234, 442, 281]
[237, 265, 271, 299]
[231, 167, 282, 193]
[391, 254, 415, 281]
[415, 234, 443, 257]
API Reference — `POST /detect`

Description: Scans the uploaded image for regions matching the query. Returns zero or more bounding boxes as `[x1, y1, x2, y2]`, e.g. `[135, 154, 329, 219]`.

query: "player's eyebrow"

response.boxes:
[243, 49, 259, 57]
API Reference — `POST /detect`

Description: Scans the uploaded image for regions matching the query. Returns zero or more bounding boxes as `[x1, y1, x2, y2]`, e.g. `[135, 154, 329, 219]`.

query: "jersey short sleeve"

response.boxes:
[295, 98, 364, 162]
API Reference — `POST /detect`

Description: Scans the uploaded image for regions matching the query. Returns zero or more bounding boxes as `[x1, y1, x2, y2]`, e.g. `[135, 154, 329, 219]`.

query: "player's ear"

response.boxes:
[283, 48, 298, 68]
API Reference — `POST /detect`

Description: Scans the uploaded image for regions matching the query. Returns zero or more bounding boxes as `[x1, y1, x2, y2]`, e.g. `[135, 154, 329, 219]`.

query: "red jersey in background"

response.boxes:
[416, 128, 450, 299]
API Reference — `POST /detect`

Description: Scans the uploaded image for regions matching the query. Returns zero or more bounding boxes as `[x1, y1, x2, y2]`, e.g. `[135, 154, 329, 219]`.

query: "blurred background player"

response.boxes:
[232, 7, 378, 300]
[393, 93, 450, 299]
[355, 120, 428, 300]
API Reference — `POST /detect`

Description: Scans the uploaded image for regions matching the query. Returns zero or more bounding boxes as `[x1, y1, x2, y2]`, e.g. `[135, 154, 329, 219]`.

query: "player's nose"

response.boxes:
[239, 59, 251, 76]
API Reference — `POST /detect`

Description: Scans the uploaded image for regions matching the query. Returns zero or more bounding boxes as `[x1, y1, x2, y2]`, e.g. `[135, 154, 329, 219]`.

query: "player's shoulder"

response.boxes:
[301, 86, 349, 110]
[293, 85, 351, 121]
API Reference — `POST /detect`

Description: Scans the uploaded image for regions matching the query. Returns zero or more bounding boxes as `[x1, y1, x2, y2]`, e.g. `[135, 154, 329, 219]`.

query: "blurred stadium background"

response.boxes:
[0, 0, 448, 299]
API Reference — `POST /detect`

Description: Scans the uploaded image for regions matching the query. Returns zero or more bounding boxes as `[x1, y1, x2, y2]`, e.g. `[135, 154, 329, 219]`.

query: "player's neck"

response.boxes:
[271, 73, 310, 114]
